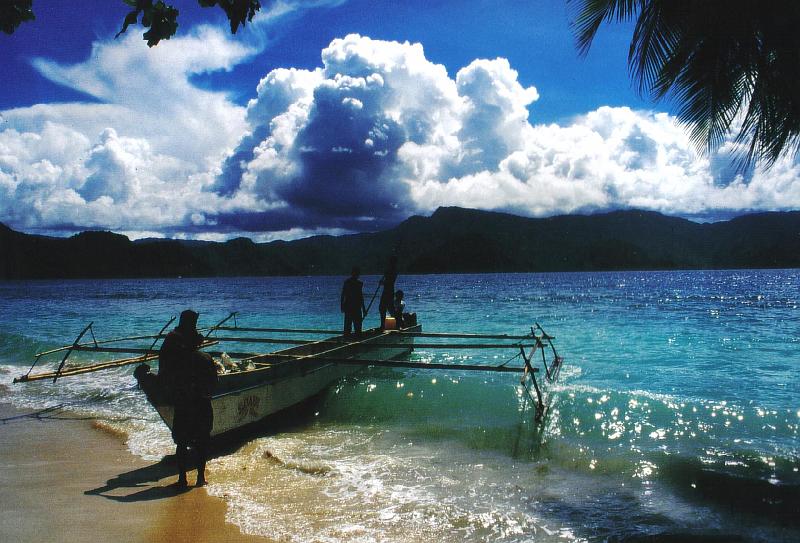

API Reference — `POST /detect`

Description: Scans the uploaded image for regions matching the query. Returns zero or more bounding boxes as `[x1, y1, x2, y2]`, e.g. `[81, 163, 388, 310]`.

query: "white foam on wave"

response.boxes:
[204, 426, 559, 543]
[124, 419, 174, 460]
[0, 362, 171, 461]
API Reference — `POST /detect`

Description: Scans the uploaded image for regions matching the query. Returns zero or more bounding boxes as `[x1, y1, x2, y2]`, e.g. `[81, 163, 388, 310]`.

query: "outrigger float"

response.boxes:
[15, 313, 564, 438]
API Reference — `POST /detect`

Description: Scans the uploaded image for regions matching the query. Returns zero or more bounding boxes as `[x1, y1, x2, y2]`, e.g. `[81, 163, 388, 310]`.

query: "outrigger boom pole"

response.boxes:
[263, 355, 534, 374]
[212, 326, 540, 341]
[30, 327, 543, 359]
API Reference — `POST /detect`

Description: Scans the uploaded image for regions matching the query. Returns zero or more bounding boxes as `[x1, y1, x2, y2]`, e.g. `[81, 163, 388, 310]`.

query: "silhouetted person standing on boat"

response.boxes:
[379, 255, 398, 330]
[159, 309, 217, 487]
[341, 266, 366, 335]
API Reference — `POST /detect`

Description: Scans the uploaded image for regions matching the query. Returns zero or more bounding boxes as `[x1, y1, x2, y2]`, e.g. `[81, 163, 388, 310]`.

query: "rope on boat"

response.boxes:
[205, 312, 238, 339]
[499, 349, 524, 368]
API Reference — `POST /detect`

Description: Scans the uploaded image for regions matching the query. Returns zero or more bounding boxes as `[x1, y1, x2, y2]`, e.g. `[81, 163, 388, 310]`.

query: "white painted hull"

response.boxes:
[156, 360, 361, 436]
[141, 325, 419, 438]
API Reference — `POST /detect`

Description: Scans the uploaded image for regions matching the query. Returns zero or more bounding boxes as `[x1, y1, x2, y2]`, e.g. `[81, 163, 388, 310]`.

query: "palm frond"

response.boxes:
[570, 0, 800, 168]
[570, 0, 642, 57]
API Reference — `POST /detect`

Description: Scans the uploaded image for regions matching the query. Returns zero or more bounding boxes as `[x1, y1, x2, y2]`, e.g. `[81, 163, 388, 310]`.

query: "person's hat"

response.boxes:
[178, 309, 199, 329]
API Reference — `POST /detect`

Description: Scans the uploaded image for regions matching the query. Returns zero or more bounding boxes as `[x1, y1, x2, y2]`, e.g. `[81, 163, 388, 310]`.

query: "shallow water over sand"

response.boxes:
[1, 270, 798, 541]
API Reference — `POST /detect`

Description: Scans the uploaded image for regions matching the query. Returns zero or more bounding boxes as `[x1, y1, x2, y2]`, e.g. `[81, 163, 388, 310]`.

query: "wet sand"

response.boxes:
[0, 402, 268, 543]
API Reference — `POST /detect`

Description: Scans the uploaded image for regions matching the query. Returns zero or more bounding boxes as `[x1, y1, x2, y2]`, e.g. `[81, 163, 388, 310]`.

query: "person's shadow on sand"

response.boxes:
[84, 428, 274, 502]
[84, 455, 193, 501]
[85, 393, 328, 502]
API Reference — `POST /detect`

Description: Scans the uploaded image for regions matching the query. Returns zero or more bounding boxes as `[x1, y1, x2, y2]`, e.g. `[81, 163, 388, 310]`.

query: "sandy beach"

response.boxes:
[0, 402, 268, 543]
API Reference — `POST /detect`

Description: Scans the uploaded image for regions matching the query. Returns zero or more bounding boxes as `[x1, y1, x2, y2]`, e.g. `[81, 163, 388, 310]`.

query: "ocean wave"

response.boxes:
[87, 292, 163, 300]
[261, 449, 333, 476]
[0, 331, 47, 364]
[205, 431, 553, 543]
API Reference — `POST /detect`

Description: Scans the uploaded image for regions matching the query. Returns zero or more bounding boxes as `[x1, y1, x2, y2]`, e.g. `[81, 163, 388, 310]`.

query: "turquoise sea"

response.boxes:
[1, 270, 798, 542]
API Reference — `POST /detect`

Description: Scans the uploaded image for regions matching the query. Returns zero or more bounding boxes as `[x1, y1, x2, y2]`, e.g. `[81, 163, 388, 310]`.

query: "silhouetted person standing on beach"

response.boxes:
[159, 309, 217, 487]
[379, 255, 398, 330]
[341, 267, 366, 335]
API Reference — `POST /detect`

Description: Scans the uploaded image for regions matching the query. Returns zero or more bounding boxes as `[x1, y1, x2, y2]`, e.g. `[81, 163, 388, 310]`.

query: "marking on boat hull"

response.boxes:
[237, 395, 260, 422]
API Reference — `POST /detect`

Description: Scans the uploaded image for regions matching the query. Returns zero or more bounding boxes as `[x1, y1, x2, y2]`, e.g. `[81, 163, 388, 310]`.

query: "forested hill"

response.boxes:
[2, 207, 799, 279]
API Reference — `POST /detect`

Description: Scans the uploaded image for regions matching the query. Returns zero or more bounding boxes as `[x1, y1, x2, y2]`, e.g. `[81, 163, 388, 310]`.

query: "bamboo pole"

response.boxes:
[52, 322, 95, 383]
[15, 340, 219, 383]
[326, 358, 530, 373]
[34, 315, 234, 359]
[65, 344, 246, 357]
[250, 352, 533, 373]
[207, 336, 536, 349]
[214, 326, 342, 335]
[33, 333, 166, 358]
[34, 336, 534, 360]
[396, 331, 541, 340]
[15, 352, 160, 383]
[274, 329, 388, 363]
[16, 347, 532, 383]
[214, 326, 538, 341]
[34, 327, 543, 360]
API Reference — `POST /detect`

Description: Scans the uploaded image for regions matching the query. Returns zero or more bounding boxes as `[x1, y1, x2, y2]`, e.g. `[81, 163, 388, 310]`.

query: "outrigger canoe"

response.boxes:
[134, 324, 421, 437]
[15, 313, 563, 438]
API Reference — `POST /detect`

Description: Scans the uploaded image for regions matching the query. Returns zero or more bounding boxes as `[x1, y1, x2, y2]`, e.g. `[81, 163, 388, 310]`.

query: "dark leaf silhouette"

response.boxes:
[0, 0, 34, 34]
[2, 1, 262, 46]
[198, 0, 261, 34]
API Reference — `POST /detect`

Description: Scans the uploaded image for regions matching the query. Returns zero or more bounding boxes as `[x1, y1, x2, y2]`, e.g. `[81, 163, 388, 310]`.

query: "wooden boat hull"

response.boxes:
[136, 325, 420, 437]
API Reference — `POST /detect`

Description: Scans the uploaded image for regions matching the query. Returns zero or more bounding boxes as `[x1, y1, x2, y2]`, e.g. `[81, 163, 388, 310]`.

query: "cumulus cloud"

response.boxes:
[28, 27, 253, 167]
[216, 34, 800, 233]
[215, 35, 544, 230]
[2, 30, 799, 240]
[1, 24, 257, 233]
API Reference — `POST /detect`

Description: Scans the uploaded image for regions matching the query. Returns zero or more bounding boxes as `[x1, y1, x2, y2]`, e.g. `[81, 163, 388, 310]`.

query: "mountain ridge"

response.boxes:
[2, 207, 799, 279]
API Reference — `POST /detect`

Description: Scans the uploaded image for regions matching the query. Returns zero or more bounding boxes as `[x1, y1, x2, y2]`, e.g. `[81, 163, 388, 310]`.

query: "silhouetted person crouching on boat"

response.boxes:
[341, 266, 366, 335]
[159, 309, 217, 487]
[391, 290, 417, 328]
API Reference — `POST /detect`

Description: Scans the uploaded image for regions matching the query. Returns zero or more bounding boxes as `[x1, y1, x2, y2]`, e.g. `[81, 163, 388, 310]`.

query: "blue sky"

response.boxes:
[1, 0, 798, 240]
[4, 1, 646, 121]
